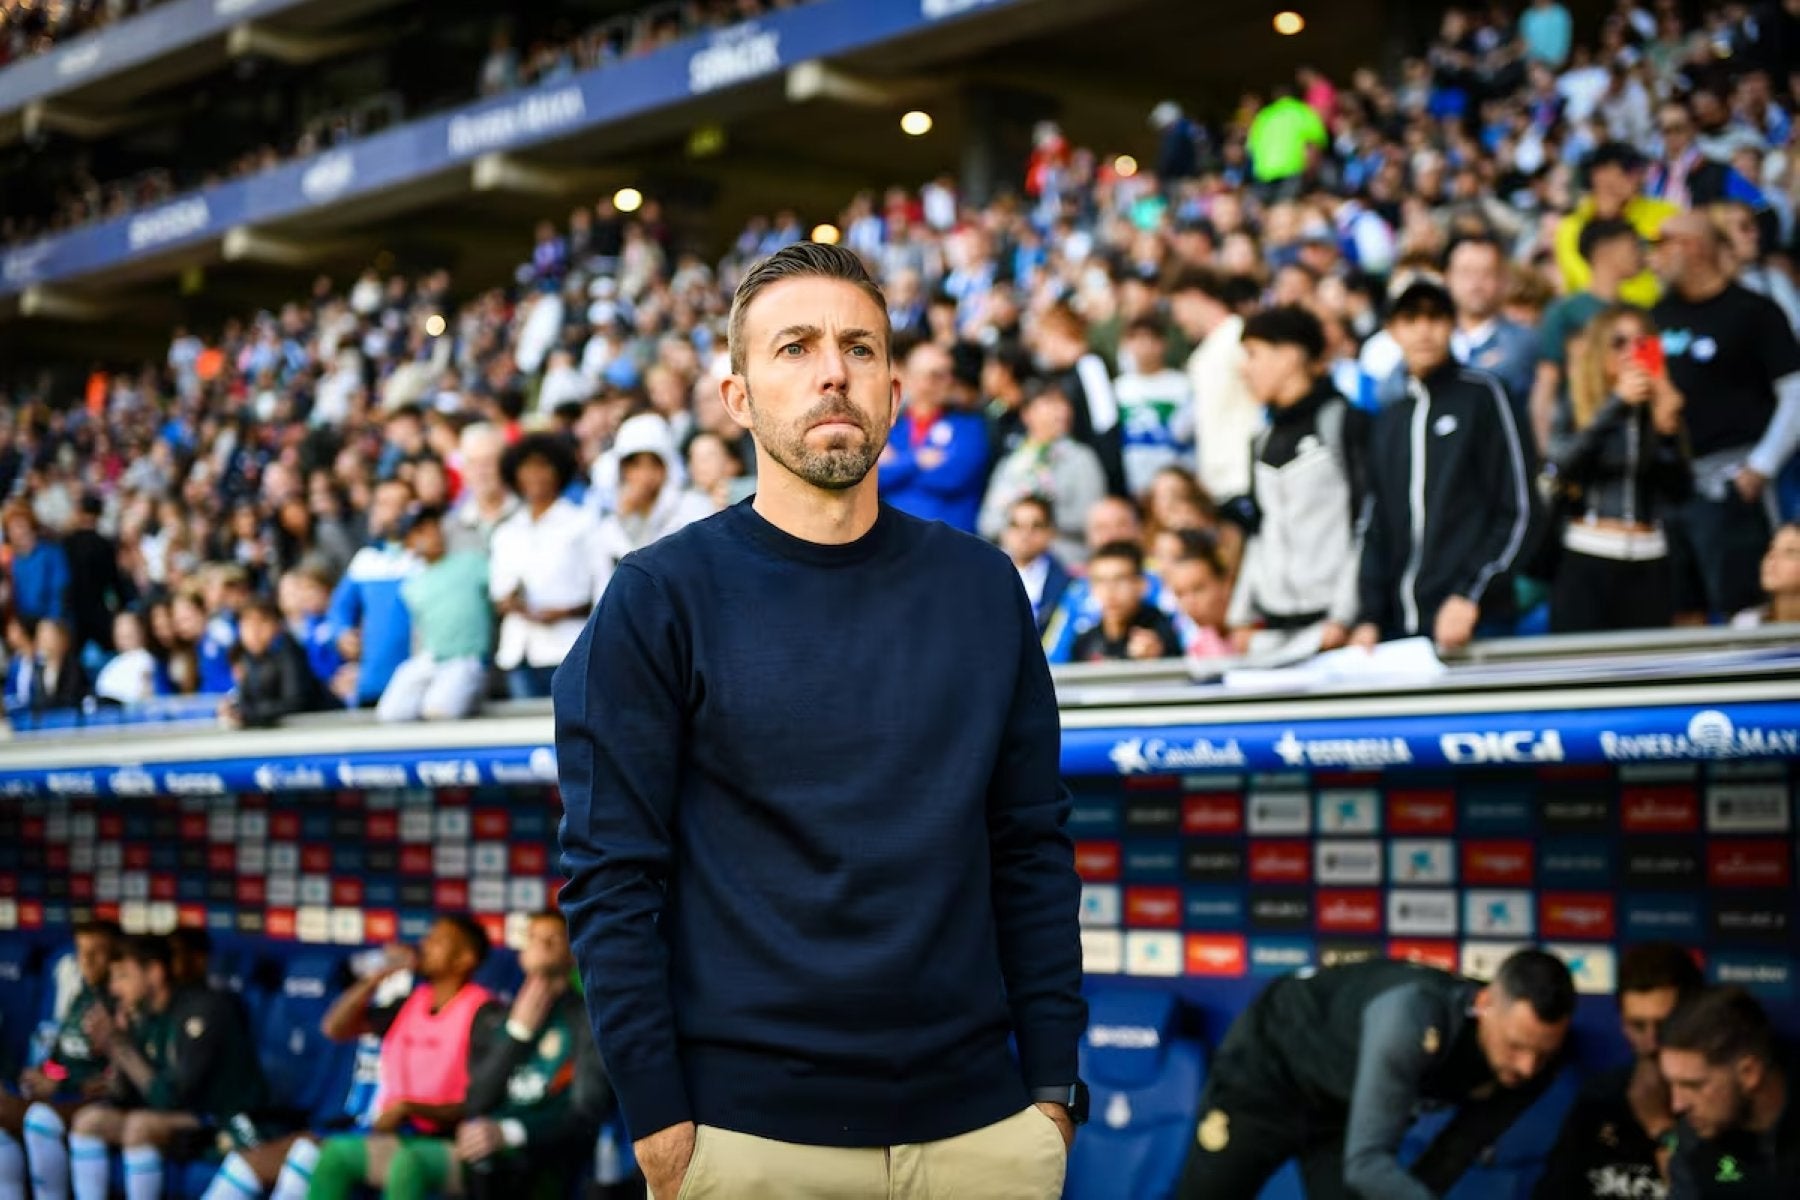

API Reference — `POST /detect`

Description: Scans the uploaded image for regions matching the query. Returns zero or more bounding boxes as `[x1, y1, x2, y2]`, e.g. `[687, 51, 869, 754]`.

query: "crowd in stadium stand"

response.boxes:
[0, 0, 164, 68]
[478, 0, 812, 97]
[3, 0, 1800, 729]
[0, 0, 820, 249]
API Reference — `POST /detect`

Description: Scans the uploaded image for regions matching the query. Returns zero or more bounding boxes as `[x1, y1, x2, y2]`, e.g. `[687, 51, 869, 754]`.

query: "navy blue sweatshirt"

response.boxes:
[554, 498, 1084, 1148]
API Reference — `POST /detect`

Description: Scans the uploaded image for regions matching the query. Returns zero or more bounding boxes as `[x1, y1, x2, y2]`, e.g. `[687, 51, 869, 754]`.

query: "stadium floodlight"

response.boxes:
[1274, 10, 1305, 34]
[900, 110, 934, 136]
[811, 224, 842, 244]
[613, 187, 645, 213]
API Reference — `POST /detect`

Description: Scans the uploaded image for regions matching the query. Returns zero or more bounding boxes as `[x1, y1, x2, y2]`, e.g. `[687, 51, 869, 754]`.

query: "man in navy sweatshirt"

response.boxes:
[555, 242, 1086, 1200]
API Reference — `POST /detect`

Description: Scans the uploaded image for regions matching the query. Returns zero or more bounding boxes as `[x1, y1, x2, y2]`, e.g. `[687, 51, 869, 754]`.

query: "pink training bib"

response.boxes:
[374, 981, 492, 1132]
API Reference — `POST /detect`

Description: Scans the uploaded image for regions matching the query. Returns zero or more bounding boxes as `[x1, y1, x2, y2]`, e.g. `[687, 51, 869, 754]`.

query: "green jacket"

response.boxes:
[464, 989, 611, 1153]
[115, 986, 267, 1118]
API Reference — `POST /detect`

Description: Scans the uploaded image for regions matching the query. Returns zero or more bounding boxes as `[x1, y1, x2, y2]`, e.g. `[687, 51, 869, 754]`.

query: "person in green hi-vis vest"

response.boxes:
[1246, 86, 1328, 191]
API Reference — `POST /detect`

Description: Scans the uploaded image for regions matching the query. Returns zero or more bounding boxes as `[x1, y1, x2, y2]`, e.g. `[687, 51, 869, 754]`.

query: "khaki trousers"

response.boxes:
[668, 1106, 1068, 1200]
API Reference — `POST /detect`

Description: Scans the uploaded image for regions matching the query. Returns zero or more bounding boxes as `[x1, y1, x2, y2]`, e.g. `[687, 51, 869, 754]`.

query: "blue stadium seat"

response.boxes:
[1255, 1160, 1305, 1200]
[0, 938, 41, 1075]
[257, 951, 357, 1126]
[473, 948, 522, 1001]
[1064, 987, 1205, 1200]
[208, 945, 274, 1037]
[34, 941, 73, 1025]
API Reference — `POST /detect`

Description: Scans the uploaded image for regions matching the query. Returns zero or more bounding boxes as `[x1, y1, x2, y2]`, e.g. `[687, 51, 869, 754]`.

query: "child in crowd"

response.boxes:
[220, 597, 336, 729]
[93, 610, 166, 705]
[1165, 531, 1236, 661]
[1733, 521, 1800, 627]
[277, 564, 344, 689]
[1071, 540, 1183, 663]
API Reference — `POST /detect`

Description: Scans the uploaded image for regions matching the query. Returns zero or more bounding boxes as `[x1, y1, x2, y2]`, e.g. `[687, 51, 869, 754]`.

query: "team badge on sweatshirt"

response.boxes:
[1197, 1109, 1230, 1152]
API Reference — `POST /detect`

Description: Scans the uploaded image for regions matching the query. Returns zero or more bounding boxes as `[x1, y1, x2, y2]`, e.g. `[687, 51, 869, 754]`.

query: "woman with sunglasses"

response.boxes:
[1549, 303, 1691, 632]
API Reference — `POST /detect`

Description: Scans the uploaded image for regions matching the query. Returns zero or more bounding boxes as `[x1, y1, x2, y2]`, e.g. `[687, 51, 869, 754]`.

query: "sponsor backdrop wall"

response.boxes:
[1072, 758, 1797, 1012]
[0, 784, 564, 952]
[0, 703, 1795, 1024]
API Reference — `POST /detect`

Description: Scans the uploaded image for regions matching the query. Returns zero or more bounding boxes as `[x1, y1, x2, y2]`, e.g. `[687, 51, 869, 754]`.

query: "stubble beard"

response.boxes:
[747, 387, 886, 491]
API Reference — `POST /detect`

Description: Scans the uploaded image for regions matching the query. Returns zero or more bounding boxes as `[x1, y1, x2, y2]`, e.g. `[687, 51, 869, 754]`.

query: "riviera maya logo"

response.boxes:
[1602, 709, 1800, 761]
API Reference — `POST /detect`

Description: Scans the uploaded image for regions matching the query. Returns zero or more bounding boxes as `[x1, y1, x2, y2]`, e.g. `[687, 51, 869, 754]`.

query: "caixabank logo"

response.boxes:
[1108, 735, 1247, 774]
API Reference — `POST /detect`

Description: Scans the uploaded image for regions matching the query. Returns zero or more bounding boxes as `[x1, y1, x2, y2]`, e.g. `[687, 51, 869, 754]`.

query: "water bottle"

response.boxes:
[350, 947, 394, 979]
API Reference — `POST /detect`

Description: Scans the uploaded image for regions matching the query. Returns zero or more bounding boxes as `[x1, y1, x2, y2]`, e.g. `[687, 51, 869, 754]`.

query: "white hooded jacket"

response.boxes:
[596, 414, 718, 565]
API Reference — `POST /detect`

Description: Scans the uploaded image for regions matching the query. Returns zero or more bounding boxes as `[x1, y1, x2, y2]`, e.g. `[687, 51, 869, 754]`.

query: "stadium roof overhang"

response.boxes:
[0, 0, 1414, 363]
[0, 0, 408, 149]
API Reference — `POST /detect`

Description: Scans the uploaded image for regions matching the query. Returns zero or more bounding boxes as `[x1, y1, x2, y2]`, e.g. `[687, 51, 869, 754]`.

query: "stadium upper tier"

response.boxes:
[0, 0, 1124, 307]
[0, 0, 403, 139]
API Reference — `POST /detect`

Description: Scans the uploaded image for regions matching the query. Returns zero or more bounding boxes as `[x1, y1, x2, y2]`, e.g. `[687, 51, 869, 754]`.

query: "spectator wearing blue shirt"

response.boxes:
[532, 219, 569, 285]
[278, 565, 344, 689]
[1042, 496, 1172, 663]
[4, 505, 70, 627]
[325, 478, 419, 707]
[1447, 234, 1540, 423]
[194, 565, 253, 695]
[1518, 0, 1572, 67]
[879, 340, 990, 532]
[168, 581, 240, 696]
[376, 406, 428, 482]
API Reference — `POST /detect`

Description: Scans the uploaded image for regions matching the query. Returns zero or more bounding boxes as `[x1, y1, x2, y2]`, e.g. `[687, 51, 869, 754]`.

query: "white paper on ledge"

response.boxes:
[1223, 636, 1446, 691]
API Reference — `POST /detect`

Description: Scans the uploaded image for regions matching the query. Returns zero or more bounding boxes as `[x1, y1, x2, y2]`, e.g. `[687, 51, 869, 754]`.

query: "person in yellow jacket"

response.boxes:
[1555, 142, 1678, 307]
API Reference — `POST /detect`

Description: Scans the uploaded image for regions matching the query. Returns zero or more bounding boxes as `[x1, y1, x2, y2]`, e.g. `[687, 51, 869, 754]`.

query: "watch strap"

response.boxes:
[1028, 1082, 1089, 1124]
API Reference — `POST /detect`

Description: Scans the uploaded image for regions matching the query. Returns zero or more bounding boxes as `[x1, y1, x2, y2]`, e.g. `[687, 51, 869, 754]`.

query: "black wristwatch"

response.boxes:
[1030, 1081, 1090, 1126]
